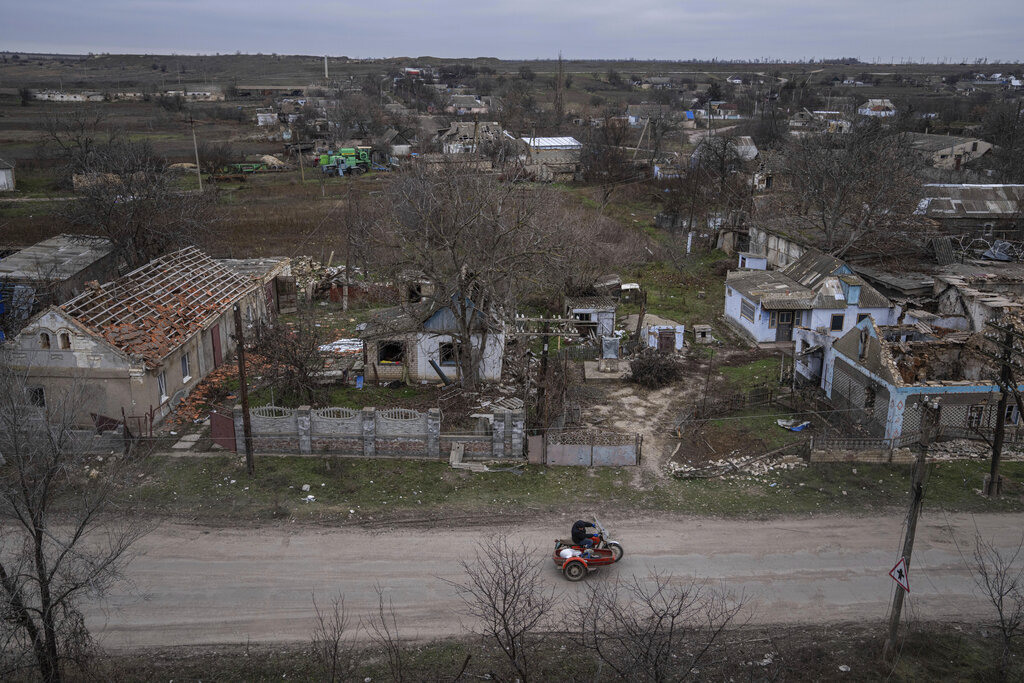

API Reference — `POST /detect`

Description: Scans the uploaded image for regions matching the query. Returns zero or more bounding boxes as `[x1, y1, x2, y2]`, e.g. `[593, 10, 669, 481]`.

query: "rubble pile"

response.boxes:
[670, 451, 806, 480]
[926, 439, 1024, 461]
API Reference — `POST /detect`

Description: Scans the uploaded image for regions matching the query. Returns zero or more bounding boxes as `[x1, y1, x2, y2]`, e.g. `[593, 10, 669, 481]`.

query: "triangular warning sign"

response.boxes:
[889, 557, 910, 592]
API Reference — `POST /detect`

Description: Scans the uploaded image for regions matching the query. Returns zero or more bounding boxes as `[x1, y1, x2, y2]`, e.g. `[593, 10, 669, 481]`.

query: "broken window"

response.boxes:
[740, 299, 755, 322]
[857, 313, 870, 324]
[59, 333, 71, 350]
[378, 341, 404, 364]
[157, 371, 168, 402]
[1006, 404, 1020, 425]
[407, 283, 423, 302]
[830, 314, 845, 332]
[181, 352, 191, 382]
[967, 405, 984, 429]
[439, 342, 459, 367]
[864, 386, 876, 413]
[39, 332, 50, 349]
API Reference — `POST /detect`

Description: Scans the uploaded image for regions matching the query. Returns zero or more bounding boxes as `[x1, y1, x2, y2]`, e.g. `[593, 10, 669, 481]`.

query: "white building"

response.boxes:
[725, 249, 897, 344]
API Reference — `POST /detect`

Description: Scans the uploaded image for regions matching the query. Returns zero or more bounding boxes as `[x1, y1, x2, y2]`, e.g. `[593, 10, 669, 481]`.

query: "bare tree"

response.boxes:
[197, 140, 237, 176]
[446, 537, 555, 683]
[972, 534, 1024, 680]
[371, 163, 563, 389]
[777, 120, 923, 256]
[252, 314, 329, 405]
[365, 583, 404, 683]
[566, 572, 746, 683]
[581, 114, 636, 213]
[58, 138, 213, 269]
[0, 358, 148, 682]
[310, 592, 358, 683]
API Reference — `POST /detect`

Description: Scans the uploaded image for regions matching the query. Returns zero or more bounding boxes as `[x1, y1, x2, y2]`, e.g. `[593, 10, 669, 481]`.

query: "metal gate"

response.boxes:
[545, 429, 641, 466]
[210, 409, 236, 451]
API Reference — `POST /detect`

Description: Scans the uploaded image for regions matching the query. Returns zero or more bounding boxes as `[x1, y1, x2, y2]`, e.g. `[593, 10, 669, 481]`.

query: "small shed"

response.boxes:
[738, 252, 767, 270]
[693, 324, 714, 344]
[0, 158, 14, 192]
[624, 314, 685, 352]
[566, 296, 616, 338]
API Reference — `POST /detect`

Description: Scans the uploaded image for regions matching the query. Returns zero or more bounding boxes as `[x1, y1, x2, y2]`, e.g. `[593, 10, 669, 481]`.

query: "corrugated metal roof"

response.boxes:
[522, 136, 582, 150]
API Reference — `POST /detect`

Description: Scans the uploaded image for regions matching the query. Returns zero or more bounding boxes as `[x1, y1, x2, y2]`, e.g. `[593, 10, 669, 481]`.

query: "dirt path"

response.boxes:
[89, 512, 1021, 650]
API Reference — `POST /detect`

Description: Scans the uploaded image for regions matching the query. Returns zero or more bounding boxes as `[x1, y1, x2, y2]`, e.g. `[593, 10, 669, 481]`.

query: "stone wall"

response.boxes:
[234, 404, 525, 460]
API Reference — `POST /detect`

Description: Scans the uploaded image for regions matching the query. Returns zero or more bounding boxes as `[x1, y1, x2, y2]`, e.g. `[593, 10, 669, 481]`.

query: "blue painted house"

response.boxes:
[823, 317, 1019, 444]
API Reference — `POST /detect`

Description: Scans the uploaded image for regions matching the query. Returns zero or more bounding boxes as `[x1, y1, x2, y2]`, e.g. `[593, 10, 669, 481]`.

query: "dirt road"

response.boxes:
[90, 512, 1019, 650]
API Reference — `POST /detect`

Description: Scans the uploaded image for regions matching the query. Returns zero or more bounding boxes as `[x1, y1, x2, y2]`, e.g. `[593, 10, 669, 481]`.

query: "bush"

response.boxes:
[629, 349, 684, 388]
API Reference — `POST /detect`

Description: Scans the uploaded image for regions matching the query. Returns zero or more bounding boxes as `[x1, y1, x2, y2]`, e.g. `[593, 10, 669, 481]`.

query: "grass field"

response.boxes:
[118, 451, 1024, 525]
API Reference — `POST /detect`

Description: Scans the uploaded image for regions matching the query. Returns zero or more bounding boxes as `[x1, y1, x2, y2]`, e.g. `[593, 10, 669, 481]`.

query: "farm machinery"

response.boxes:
[319, 147, 373, 176]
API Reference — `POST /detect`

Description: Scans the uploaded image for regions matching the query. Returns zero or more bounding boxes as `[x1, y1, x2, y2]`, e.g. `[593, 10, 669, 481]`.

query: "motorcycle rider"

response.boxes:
[571, 519, 599, 549]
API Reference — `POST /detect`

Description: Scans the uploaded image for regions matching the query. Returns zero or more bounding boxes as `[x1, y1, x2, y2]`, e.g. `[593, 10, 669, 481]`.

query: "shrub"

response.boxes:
[629, 349, 684, 388]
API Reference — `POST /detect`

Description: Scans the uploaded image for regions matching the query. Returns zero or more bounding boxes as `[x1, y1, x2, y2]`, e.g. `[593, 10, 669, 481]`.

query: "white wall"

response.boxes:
[724, 290, 775, 342]
[806, 306, 896, 337]
[415, 332, 504, 382]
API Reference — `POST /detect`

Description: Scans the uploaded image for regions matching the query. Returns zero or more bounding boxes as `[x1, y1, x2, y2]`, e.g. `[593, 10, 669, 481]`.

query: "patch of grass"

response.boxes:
[123, 453, 1024, 524]
[704, 408, 805, 453]
[618, 250, 732, 330]
[719, 357, 781, 389]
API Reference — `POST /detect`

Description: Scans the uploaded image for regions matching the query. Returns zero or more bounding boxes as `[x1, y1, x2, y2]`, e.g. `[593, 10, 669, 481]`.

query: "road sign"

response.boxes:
[889, 557, 910, 592]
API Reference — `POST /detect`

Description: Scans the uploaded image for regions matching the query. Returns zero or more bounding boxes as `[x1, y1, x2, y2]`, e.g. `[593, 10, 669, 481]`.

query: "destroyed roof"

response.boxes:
[905, 133, 987, 153]
[60, 247, 257, 367]
[916, 184, 1024, 219]
[218, 257, 290, 281]
[0, 234, 115, 281]
[781, 249, 891, 308]
[0, 157, 13, 170]
[436, 121, 503, 141]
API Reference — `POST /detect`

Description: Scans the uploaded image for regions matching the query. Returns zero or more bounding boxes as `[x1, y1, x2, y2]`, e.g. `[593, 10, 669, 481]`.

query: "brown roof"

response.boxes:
[61, 247, 256, 367]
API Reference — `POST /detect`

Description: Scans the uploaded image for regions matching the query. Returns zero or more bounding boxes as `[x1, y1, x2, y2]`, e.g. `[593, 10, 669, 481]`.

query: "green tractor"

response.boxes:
[318, 147, 373, 176]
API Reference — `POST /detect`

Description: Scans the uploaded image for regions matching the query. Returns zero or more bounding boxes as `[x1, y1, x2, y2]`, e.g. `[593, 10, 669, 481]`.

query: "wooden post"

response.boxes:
[233, 304, 255, 476]
[883, 397, 938, 662]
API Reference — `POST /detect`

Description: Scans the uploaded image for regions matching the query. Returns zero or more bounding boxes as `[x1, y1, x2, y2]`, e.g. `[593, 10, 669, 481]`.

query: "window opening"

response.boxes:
[378, 341, 404, 364]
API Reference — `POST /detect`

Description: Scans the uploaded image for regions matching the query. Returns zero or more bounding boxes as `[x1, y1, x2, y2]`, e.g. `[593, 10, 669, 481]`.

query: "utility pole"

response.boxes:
[883, 397, 938, 662]
[190, 115, 203, 192]
[536, 321, 552, 428]
[233, 305, 255, 476]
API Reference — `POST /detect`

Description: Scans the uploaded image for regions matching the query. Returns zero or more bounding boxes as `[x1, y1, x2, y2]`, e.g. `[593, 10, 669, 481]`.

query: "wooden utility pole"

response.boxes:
[883, 398, 939, 662]
[189, 115, 203, 192]
[233, 305, 255, 476]
[536, 321, 552, 428]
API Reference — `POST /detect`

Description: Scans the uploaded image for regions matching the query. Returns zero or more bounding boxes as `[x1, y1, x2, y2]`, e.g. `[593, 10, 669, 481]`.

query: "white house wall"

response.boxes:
[414, 332, 504, 383]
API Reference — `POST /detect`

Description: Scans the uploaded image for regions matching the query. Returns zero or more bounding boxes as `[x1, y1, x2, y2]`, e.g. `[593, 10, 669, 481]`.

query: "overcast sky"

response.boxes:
[3, 0, 1022, 63]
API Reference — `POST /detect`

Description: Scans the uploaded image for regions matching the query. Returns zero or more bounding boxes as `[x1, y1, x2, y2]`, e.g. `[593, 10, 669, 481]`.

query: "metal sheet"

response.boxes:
[592, 445, 637, 466]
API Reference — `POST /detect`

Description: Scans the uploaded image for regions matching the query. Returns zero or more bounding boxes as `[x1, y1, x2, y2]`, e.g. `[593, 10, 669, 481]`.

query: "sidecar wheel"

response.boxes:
[563, 560, 587, 582]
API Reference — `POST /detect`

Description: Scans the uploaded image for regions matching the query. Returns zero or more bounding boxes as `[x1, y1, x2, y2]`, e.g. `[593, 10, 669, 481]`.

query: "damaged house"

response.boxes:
[5, 248, 267, 427]
[436, 121, 505, 154]
[725, 248, 897, 344]
[360, 301, 504, 384]
[821, 317, 1019, 443]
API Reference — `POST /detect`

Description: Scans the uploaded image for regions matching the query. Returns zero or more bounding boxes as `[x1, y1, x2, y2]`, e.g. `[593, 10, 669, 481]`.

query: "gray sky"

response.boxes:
[3, 0, 1022, 62]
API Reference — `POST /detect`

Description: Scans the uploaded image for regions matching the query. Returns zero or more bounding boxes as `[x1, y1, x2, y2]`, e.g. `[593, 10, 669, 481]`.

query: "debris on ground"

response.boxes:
[777, 418, 811, 431]
[669, 446, 806, 480]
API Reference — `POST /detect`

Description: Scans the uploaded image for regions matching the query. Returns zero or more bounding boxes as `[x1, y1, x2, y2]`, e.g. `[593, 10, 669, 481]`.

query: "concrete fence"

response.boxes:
[233, 405, 524, 460]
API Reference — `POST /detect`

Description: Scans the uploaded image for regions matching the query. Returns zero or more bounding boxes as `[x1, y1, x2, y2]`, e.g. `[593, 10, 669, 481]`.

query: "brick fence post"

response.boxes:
[362, 407, 376, 458]
[233, 404, 245, 454]
[510, 409, 524, 459]
[492, 410, 507, 458]
[297, 405, 312, 455]
[427, 408, 441, 459]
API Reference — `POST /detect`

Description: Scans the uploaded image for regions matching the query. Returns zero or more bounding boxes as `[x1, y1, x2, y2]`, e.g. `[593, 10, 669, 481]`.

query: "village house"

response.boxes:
[446, 94, 491, 115]
[0, 235, 122, 323]
[905, 132, 993, 170]
[566, 296, 616, 339]
[359, 302, 505, 384]
[857, 98, 897, 117]
[915, 184, 1024, 236]
[725, 248, 896, 345]
[435, 121, 504, 154]
[519, 136, 582, 182]
[816, 317, 1022, 444]
[5, 248, 267, 427]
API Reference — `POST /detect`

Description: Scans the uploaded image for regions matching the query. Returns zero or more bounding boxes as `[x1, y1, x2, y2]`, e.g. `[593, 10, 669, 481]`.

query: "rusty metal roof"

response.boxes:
[61, 247, 257, 367]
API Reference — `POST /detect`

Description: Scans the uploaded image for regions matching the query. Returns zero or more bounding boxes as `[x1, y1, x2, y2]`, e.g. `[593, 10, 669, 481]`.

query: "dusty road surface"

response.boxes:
[90, 512, 1021, 649]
